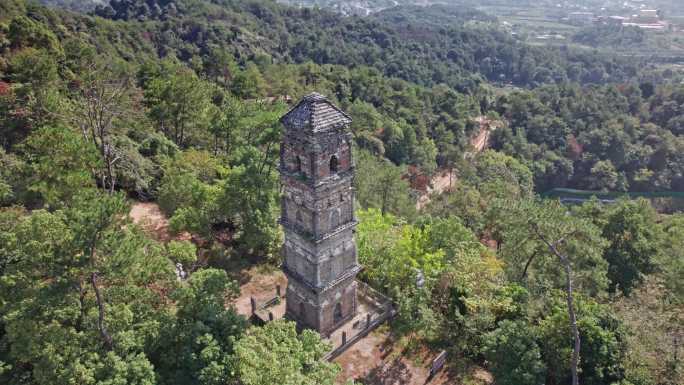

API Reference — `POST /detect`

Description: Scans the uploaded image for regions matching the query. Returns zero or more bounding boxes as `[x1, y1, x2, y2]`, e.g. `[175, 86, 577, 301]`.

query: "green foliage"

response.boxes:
[0, 149, 24, 206]
[482, 320, 546, 385]
[158, 150, 221, 216]
[143, 61, 212, 147]
[660, 214, 684, 304]
[577, 199, 665, 295]
[354, 148, 415, 218]
[23, 126, 99, 208]
[356, 209, 443, 295]
[7, 16, 63, 56]
[468, 150, 534, 200]
[166, 240, 197, 267]
[424, 181, 486, 233]
[413, 138, 438, 176]
[494, 198, 609, 297]
[154, 268, 246, 385]
[8, 48, 58, 86]
[0, 191, 174, 385]
[111, 134, 160, 196]
[539, 294, 629, 385]
[0, 193, 252, 385]
[217, 147, 281, 259]
[613, 277, 683, 385]
[231, 64, 267, 99]
[493, 84, 684, 192]
[357, 209, 505, 349]
[232, 321, 339, 385]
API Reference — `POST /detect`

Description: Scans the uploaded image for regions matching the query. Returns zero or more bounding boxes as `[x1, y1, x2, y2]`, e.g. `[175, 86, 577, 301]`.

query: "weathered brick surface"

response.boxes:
[279, 93, 359, 335]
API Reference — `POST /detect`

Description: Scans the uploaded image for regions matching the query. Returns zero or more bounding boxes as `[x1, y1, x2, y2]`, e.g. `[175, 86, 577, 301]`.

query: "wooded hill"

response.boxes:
[0, 1, 682, 385]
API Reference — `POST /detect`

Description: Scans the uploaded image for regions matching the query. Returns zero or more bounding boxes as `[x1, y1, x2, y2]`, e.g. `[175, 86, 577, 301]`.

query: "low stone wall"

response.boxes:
[323, 281, 395, 361]
[248, 279, 396, 362]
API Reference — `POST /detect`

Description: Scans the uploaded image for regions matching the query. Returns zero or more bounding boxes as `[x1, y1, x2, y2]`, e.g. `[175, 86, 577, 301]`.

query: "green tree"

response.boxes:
[495, 199, 609, 297]
[356, 209, 445, 296]
[539, 294, 628, 385]
[145, 62, 212, 147]
[424, 181, 486, 233]
[231, 321, 339, 385]
[3, 48, 63, 143]
[157, 150, 223, 216]
[154, 269, 247, 385]
[469, 150, 533, 200]
[600, 199, 664, 295]
[354, 149, 414, 217]
[218, 147, 281, 259]
[0, 191, 173, 384]
[413, 138, 438, 176]
[575, 198, 667, 294]
[495, 199, 609, 385]
[8, 47, 58, 86]
[614, 277, 683, 385]
[166, 240, 198, 268]
[204, 47, 238, 86]
[660, 214, 684, 304]
[7, 16, 63, 56]
[482, 320, 546, 385]
[231, 64, 267, 99]
[23, 126, 99, 207]
[0, 149, 24, 206]
[587, 160, 619, 191]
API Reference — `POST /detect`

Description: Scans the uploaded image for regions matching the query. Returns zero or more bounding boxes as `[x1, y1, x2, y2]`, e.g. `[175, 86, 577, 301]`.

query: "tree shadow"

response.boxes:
[360, 357, 415, 385]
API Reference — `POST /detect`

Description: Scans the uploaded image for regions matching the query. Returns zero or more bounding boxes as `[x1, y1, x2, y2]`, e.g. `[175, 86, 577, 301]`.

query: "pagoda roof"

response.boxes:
[280, 92, 352, 132]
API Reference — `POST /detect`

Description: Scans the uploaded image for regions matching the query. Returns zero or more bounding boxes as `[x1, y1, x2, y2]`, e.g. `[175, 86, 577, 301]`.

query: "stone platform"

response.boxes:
[250, 278, 394, 360]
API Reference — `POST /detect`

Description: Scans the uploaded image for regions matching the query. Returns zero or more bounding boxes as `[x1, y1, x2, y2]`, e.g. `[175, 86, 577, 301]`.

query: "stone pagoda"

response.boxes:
[279, 92, 361, 336]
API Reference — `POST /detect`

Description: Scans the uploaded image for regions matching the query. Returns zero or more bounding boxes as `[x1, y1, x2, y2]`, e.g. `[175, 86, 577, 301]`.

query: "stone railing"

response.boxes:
[323, 280, 395, 361]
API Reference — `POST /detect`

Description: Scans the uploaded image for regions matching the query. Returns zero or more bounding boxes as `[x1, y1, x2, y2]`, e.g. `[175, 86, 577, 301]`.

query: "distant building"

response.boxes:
[606, 16, 628, 26]
[623, 22, 666, 31]
[568, 12, 594, 24]
[535, 34, 566, 41]
[640, 9, 659, 18]
[636, 9, 660, 24]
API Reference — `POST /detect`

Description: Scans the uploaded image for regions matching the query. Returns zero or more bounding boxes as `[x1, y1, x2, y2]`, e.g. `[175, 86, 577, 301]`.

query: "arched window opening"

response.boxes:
[334, 302, 343, 323]
[330, 209, 340, 230]
[329, 155, 339, 174]
[295, 156, 302, 173]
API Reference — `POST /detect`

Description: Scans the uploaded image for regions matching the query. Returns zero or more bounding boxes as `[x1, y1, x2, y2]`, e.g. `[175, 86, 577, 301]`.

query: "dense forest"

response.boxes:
[0, 0, 683, 384]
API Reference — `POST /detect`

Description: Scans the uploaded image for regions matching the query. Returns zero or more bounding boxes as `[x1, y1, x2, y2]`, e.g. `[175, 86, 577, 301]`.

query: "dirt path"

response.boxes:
[469, 116, 499, 156]
[129, 202, 191, 243]
[470, 126, 491, 153]
[416, 117, 499, 210]
[416, 170, 457, 210]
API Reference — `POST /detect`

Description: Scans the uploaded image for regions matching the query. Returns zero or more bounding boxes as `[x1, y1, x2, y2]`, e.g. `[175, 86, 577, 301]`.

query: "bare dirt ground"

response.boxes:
[334, 329, 489, 385]
[416, 118, 498, 210]
[470, 125, 491, 153]
[129, 202, 284, 316]
[468, 116, 499, 156]
[231, 266, 287, 316]
[129, 202, 191, 243]
[416, 170, 456, 210]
